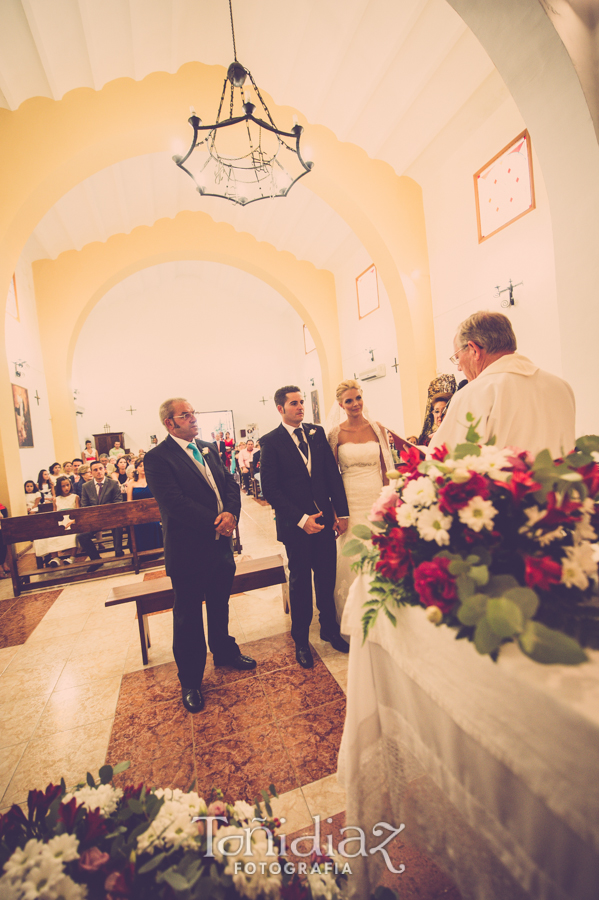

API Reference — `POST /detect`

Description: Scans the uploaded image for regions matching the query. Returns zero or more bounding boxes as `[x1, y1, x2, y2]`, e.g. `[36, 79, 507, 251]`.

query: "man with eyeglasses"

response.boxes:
[144, 398, 256, 714]
[428, 311, 575, 457]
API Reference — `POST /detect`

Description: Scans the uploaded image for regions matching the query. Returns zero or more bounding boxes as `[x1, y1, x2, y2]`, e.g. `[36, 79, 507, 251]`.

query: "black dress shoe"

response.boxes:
[181, 686, 204, 713]
[320, 632, 349, 653]
[87, 562, 104, 573]
[214, 653, 257, 670]
[295, 646, 314, 669]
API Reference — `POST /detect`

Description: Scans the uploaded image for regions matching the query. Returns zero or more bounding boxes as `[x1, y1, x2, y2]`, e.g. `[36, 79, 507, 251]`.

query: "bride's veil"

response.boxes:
[324, 388, 395, 473]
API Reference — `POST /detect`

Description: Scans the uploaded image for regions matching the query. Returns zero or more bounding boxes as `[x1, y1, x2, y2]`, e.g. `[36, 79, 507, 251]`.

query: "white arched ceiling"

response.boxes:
[8, 0, 503, 273]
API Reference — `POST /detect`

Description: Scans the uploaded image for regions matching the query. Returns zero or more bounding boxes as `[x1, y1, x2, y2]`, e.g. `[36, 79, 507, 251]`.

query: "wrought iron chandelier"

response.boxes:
[173, 0, 313, 206]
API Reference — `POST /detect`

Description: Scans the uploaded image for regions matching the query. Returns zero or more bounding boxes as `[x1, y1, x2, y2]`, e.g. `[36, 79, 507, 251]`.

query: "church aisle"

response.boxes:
[0, 493, 349, 836]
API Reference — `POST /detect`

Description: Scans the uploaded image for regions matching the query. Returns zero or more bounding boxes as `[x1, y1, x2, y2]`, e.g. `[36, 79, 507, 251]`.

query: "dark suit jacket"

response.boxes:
[260, 422, 348, 542]
[215, 440, 227, 465]
[144, 435, 241, 577]
[80, 478, 123, 506]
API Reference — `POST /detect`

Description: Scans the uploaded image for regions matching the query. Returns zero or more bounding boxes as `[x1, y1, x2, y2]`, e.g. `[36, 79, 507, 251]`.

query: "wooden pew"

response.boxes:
[105, 554, 289, 664]
[1, 499, 164, 595]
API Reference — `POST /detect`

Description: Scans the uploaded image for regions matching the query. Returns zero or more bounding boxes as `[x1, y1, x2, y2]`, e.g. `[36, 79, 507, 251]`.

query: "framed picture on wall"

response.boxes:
[7, 274, 19, 321]
[356, 264, 379, 319]
[12, 384, 33, 448]
[303, 324, 316, 354]
[311, 390, 321, 424]
[474, 129, 535, 242]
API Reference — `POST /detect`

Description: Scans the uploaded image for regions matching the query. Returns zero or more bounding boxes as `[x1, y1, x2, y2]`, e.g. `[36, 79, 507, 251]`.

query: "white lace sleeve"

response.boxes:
[327, 425, 340, 459]
[371, 421, 395, 473]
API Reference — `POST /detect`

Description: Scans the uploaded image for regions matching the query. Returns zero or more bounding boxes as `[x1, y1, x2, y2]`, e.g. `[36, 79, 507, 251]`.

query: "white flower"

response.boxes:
[519, 505, 546, 532]
[458, 496, 497, 532]
[136, 788, 208, 854]
[202, 447, 210, 456]
[233, 800, 255, 822]
[561, 548, 590, 590]
[0, 835, 84, 900]
[536, 527, 565, 547]
[416, 505, 452, 545]
[63, 784, 123, 817]
[309, 429, 316, 436]
[46, 833, 80, 863]
[396, 503, 418, 528]
[591, 451, 599, 463]
[401, 476, 437, 509]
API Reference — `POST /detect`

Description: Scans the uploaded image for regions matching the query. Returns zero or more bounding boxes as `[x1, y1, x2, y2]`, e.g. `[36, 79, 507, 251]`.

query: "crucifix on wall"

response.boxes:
[126, 406, 136, 415]
[34, 390, 41, 405]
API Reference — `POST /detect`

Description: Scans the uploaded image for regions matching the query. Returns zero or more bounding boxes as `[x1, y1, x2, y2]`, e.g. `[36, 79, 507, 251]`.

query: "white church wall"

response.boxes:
[410, 95, 562, 383]
[328, 234, 405, 435]
[4, 255, 56, 485]
[72, 261, 315, 451]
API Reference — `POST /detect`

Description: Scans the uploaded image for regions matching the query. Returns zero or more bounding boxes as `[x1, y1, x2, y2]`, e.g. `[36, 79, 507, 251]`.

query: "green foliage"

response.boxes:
[486, 598, 524, 638]
[518, 621, 588, 664]
[342, 539, 364, 557]
[474, 617, 502, 654]
[352, 524, 374, 540]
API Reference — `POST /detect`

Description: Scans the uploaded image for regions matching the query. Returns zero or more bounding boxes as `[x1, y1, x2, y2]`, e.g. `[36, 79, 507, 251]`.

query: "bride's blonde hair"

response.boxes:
[335, 378, 361, 403]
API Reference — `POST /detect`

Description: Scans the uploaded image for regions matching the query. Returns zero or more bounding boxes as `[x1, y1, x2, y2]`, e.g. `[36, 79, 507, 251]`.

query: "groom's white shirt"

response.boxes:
[281, 421, 312, 529]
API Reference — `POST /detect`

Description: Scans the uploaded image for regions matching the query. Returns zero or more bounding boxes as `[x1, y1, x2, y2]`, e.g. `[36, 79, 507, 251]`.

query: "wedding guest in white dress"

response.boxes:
[45, 476, 79, 567]
[326, 379, 395, 625]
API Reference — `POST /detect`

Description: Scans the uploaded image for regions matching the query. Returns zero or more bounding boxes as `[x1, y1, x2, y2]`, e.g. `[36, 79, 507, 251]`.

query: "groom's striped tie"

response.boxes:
[294, 428, 309, 461]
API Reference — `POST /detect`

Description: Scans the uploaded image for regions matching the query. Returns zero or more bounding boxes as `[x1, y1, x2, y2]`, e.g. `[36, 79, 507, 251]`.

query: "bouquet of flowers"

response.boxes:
[0, 763, 360, 900]
[345, 418, 599, 665]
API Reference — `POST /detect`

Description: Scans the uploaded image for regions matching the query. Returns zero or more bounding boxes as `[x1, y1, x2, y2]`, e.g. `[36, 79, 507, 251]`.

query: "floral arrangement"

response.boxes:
[345, 419, 599, 665]
[0, 763, 366, 900]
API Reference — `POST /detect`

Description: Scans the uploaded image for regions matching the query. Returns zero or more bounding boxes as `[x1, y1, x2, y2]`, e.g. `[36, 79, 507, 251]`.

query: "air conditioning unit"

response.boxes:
[358, 364, 386, 382]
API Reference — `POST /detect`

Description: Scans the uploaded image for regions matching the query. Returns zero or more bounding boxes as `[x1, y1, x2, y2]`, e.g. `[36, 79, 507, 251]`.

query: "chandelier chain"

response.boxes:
[229, 0, 238, 62]
[247, 72, 277, 130]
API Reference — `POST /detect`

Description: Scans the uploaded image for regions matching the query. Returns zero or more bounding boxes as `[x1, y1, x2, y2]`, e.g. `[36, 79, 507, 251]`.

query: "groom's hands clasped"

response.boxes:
[303, 512, 325, 534]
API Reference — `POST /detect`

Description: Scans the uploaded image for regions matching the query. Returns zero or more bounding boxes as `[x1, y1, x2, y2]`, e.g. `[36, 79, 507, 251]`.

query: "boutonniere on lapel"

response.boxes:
[202, 448, 210, 457]
[308, 429, 316, 436]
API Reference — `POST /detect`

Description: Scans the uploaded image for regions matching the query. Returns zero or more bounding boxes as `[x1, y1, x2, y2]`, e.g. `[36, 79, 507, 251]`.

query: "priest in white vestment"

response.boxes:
[428, 311, 575, 457]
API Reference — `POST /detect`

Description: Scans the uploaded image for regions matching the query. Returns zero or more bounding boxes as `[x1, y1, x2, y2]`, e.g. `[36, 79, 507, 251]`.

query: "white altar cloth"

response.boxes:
[338, 572, 599, 900]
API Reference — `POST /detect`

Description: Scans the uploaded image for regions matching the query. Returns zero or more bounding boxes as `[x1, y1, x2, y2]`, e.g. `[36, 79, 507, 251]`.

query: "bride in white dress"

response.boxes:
[327, 379, 395, 626]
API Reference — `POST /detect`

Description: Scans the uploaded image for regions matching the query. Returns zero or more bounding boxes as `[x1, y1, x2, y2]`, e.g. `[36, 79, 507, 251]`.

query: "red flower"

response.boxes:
[413, 557, 458, 614]
[105, 870, 130, 898]
[27, 784, 62, 824]
[438, 472, 490, 515]
[58, 797, 79, 831]
[541, 491, 582, 529]
[80, 807, 108, 845]
[373, 528, 412, 581]
[577, 463, 599, 498]
[399, 444, 422, 474]
[430, 443, 449, 462]
[78, 846, 110, 873]
[524, 556, 562, 591]
[504, 469, 541, 502]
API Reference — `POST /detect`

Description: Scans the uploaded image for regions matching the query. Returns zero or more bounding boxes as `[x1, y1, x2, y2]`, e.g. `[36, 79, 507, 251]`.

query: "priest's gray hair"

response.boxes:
[159, 398, 188, 425]
[457, 312, 517, 354]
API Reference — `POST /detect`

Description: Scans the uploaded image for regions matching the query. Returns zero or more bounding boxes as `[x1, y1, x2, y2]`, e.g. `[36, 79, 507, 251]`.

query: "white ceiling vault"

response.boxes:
[2, 0, 507, 274]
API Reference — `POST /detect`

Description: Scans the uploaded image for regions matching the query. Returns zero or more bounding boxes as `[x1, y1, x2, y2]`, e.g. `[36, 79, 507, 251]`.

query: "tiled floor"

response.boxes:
[0, 492, 460, 897]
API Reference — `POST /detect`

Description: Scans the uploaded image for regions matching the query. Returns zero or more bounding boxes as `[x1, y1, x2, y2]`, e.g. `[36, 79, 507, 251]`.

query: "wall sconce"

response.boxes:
[310, 378, 315, 387]
[13, 360, 26, 378]
[495, 279, 523, 308]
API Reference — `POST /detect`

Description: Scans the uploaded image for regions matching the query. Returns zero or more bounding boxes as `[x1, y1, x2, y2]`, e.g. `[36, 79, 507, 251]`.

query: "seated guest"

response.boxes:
[237, 440, 254, 494]
[109, 440, 125, 458]
[78, 463, 93, 482]
[79, 461, 125, 569]
[126, 458, 163, 551]
[62, 461, 74, 480]
[82, 440, 98, 462]
[71, 458, 84, 496]
[111, 455, 130, 498]
[46, 476, 79, 567]
[430, 311, 575, 456]
[37, 469, 54, 504]
[48, 462, 62, 486]
[24, 480, 41, 513]
[99, 453, 110, 468]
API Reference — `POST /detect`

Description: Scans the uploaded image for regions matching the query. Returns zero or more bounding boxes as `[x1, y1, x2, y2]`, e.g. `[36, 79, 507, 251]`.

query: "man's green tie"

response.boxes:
[188, 442, 205, 466]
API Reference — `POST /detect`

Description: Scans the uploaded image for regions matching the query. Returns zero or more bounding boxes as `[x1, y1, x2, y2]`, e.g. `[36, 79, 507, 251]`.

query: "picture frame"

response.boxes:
[474, 129, 535, 243]
[7, 274, 19, 321]
[12, 384, 33, 448]
[311, 390, 321, 424]
[303, 324, 316, 354]
[356, 264, 380, 319]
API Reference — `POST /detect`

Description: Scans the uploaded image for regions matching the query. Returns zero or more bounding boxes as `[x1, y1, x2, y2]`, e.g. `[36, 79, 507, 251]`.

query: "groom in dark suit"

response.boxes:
[144, 398, 255, 713]
[260, 385, 350, 668]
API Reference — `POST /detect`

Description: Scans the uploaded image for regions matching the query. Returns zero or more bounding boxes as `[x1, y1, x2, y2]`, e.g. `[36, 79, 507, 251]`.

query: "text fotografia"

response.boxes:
[192, 814, 406, 874]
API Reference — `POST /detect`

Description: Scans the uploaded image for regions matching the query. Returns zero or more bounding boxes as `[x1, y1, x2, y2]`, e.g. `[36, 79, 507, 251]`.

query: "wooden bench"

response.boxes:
[105, 554, 289, 664]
